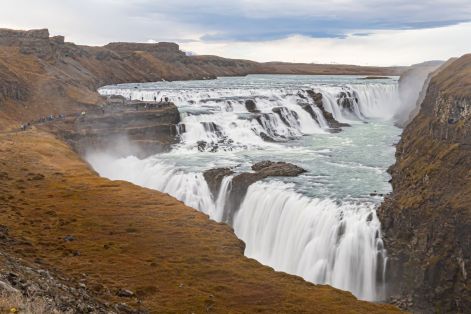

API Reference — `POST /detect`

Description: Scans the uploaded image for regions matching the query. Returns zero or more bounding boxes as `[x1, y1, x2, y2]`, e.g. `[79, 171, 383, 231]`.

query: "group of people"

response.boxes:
[20, 114, 65, 131]
[133, 96, 170, 111]
[132, 94, 170, 103]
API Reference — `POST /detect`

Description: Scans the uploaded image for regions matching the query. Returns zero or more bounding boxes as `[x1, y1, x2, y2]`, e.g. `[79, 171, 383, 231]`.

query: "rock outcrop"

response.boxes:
[46, 101, 181, 157]
[378, 54, 471, 313]
[305, 90, 350, 130]
[203, 167, 235, 198]
[205, 161, 306, 224]
[245, 99, 259, 113]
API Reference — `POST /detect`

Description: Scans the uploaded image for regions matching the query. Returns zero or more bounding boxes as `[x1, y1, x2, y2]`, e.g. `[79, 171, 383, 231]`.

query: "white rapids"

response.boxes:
[91, 75, 403, 301]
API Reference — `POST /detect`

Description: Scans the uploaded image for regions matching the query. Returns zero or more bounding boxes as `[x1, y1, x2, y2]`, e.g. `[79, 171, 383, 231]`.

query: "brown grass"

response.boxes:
[0, 130, 403, 313]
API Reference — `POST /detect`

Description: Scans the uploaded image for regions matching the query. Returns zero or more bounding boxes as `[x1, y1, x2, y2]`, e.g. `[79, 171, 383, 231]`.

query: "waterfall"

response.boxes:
[233, 181, 386, 301]
[85, 154, 216, 216]
[87, 153, 388, 301]
[94, 76, 401, 302]
[99, 82, 401, 151]
[214, 175, 233, 222]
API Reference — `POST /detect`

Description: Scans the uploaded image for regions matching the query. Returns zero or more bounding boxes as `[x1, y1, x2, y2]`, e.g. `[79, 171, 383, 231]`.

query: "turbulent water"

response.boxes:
[92, 75, 402, 301]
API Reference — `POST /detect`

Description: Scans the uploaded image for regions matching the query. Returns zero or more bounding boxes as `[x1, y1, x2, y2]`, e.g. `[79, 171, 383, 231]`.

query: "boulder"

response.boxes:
[251, 161, 306, 176]
[116, 288, 135, 298]
[245, 100, 259, 113]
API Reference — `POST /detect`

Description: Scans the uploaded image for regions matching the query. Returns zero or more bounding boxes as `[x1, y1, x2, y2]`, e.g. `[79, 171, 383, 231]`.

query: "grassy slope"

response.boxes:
[0, 130, 401, 313]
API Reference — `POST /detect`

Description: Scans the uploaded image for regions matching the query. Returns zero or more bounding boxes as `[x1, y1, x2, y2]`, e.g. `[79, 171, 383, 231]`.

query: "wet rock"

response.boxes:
[223, 161, 306, 224]
[245, 100, 260, 113]
[203, 168, 235, 198]
[197, 141, 207, 152]
[337, 91, 360, 113]
[308, 91, 324, 106]
[251, 161, 306, 176]
[305, 90, 350, 130]
[298, 103, 320, 124]
[259, 132, 277, 142]
[272, 107, 298, 127]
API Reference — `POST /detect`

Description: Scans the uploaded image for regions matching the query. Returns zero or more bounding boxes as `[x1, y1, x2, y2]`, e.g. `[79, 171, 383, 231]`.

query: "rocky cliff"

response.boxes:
[378, 54, 471, 313]
[45, 100, 182, 157]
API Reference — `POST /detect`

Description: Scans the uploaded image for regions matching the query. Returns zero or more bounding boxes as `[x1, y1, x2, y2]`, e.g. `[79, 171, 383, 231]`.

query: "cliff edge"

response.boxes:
[378, 54, 471, 313]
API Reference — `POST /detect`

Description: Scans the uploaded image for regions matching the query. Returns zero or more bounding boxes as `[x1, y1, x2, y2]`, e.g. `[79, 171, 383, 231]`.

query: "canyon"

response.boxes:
[0, 28, 470, 313]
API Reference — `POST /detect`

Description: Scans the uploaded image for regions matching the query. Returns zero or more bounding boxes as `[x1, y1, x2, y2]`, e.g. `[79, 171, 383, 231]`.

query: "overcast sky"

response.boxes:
[1, 0, 470, 66]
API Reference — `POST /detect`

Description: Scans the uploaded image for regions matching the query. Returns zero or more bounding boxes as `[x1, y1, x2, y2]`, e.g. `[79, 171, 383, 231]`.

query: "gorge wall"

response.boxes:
[379, 54, 471, 313]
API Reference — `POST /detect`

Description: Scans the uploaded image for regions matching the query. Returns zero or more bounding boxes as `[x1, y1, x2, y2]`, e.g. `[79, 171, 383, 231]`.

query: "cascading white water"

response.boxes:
[233, 181, 386, 301]
[100, 79, 400, 151]
[214, 175, 233, 222]
[86, 154, 216, 216]
[94, 75, 402, 302]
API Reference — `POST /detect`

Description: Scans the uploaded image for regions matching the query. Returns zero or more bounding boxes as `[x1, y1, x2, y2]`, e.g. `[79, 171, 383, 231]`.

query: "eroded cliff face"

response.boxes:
[378, 54, 471, 313]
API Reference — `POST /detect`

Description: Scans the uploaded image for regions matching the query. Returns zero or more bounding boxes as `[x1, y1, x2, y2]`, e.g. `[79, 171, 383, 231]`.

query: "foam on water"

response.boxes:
[92, 75, 402, 301]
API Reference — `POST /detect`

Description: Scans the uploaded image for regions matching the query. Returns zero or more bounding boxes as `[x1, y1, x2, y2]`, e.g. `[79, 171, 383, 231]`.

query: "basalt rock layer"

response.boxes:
[45, 100, 181, 157]
[378, 54, 471, 313]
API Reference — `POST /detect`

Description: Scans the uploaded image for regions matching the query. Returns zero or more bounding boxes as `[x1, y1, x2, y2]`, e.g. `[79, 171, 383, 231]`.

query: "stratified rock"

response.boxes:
[378, 54, 471, 313]
[50, 102, 181, 158]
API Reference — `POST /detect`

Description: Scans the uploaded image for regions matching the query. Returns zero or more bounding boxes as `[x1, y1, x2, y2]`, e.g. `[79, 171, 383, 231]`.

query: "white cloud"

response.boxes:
[0, 0, 470, 65]
[181, 22, 471, 66]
